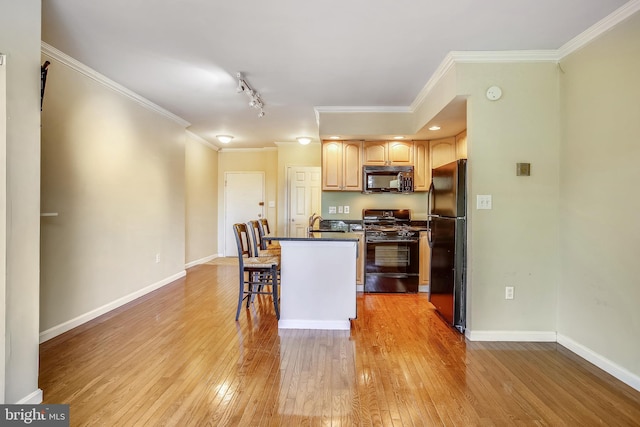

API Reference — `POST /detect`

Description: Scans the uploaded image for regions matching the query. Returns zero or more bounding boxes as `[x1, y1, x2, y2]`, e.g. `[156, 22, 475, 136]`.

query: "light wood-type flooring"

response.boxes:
[39, 262, 640, 426]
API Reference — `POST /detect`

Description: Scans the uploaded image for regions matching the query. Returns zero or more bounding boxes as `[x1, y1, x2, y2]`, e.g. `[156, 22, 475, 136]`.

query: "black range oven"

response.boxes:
[363, 209, 420, 293]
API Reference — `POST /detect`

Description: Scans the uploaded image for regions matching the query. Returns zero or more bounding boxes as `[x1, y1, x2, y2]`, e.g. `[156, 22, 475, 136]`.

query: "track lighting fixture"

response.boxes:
[236, 72, 265, 118]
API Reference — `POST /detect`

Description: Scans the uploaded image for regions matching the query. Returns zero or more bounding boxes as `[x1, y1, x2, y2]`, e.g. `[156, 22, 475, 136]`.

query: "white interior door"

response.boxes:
[287, 166, 321, 237]
[224, 172, 265, 256]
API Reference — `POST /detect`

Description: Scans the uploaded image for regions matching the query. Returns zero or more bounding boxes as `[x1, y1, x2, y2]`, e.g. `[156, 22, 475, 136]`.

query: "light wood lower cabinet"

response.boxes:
[356, 232, 365, 285]
[419, 232, 430, 287]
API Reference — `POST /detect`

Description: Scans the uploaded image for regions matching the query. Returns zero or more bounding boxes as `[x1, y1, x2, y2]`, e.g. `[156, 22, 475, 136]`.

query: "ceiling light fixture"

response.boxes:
[236, 72, 265, 118]
[297, 137, 312, 145]
[393, 136, 404, 139]
[216, 135, 234, 144]
[329, 136, 341, 139]
[428, 125, 441, 131]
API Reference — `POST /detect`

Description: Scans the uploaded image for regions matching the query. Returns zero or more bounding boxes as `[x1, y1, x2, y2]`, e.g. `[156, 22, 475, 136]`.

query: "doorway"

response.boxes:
[223, 172, 265, 256]
[286, 166, 321, 237]
[0, 55, 6, 402]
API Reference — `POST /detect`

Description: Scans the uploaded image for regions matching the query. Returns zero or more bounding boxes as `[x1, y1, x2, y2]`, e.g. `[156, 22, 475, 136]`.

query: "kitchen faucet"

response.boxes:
[308, 213, 322, 231]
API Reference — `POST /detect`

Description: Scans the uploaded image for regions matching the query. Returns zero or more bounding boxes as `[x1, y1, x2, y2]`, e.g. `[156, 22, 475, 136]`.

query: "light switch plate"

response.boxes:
[328, 206, 336, 214]
[477, 195, 492, 210]
[344, 206, 350, 214]
[516, 163, 531, 176]
[268, 200, 276, 208]
[338, 206, 344, 214]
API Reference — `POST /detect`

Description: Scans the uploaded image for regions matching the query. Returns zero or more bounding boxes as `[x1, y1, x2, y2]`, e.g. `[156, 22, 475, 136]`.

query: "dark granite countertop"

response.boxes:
[264, 232, 361, 242]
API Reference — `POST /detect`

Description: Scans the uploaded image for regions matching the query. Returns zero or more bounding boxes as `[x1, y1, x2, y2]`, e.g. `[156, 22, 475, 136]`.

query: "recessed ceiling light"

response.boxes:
[216, 135, 234, 143]
[297, 137, 312, 145]
[393, 136, 404, 139]
[329, 136, 340, 139]
[428, 126, 441, 131]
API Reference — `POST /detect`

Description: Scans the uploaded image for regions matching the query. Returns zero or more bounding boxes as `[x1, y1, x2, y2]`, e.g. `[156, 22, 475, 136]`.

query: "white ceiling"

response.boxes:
[41, 0, 631, 149]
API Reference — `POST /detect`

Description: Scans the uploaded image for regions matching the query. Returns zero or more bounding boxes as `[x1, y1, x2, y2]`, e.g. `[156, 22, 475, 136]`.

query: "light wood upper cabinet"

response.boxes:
[413, 140, 430, 191]
[429, 137, 456, 169]
[362, 141, 387, 165]
[388, 140, 413, 165]
[322, 140, 362, 191]
[363, 140, 413, 166]
[342, 141, 362, 190]
[455, 130, 467, 159]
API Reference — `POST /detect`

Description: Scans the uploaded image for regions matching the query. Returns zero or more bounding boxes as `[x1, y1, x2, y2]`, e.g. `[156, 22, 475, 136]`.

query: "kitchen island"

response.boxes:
[264, 232, 359, 330]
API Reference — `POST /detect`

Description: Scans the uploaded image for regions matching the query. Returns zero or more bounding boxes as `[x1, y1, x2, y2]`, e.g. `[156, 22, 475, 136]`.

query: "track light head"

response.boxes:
[236, 72, 265, 118]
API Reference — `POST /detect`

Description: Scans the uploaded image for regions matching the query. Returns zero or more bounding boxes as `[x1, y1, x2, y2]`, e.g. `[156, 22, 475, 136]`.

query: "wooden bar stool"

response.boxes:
[248, 220, 280, 258]
[233, 223, 280, 320]
[258, 218, 280, 250]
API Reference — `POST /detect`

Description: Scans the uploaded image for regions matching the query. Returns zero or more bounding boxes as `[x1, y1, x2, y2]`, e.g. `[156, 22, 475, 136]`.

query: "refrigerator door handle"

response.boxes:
[426, 226, 434, 248]
[428, 181, 435, 217]
[426, 214, 439, 248]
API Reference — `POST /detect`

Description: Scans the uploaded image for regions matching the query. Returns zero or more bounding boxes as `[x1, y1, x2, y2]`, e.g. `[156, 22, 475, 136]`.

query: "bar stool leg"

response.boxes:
[271, 264, 279, 320]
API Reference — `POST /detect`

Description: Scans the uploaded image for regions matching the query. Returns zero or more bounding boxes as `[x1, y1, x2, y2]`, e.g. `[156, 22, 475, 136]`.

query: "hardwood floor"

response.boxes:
[39, 263, 640, 426]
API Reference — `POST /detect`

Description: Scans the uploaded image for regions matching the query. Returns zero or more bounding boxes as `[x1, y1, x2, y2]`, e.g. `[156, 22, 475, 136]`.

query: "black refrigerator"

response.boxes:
[428, 159, 467, 333]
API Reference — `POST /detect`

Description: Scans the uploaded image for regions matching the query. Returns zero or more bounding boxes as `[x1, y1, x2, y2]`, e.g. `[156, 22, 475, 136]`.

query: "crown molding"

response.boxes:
[314, 106, 411, 114]
[411, 49, 558, 112]
[448, 50, 560, 63]
[274, 141, 320, 146]
[218, 147, 278, 153]
[186, 130, 219, 151]
[41, 42, 190, 128]
[558, 0, 640, 58]
[410, 52, 457, 112]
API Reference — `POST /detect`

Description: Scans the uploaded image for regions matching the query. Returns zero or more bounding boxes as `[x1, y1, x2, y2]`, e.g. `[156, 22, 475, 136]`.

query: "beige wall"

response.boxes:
[558, 11, 640, 378]
[457, 62, 561, 333]
[1, 0, 41, 403]
[40, 51, 186, 335]
[185, 133, 219, 264]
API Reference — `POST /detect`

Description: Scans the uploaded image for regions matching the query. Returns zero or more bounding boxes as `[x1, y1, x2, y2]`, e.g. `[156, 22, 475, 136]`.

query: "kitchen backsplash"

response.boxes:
[321, 191, 429, 220]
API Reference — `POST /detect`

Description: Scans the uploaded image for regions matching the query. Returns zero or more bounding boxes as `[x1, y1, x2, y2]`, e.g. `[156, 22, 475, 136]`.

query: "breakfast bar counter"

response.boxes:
[264, 233, 359, 330]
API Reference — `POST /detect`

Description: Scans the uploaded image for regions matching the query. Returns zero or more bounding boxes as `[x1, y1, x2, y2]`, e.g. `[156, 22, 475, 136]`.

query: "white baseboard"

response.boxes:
[185, 253, 220, 269]
[39, 270, 186, 343]
[418, 284, 429, 293]
[278, 319, 351, 331]
[16, 389, 43, 404]
[557, 334, 640, 392]
[356, 284, 364, 292]
[465, 330, 557, 342]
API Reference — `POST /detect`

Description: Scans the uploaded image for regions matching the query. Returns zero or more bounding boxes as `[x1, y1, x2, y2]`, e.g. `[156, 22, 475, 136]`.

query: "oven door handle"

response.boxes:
[367, 239, 419, 244]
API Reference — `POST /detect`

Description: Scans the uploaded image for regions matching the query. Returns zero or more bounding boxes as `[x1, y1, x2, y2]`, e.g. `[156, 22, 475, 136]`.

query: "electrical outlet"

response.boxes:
[344, 206, 350, 214]
[155, 253, 161, 263]
[505, 286, 514, 300]
[477, 195, 492, 210]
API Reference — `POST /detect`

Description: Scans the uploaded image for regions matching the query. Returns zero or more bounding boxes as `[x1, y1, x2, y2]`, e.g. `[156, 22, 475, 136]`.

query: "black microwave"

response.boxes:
[363, 165, 414, 193]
